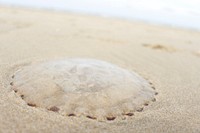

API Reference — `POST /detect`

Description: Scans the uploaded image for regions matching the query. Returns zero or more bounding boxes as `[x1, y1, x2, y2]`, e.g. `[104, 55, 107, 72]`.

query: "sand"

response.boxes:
[0, 6, 200, 133]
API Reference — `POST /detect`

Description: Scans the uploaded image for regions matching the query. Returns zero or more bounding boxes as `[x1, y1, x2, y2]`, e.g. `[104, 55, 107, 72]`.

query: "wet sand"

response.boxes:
[0, 6, 200, 133]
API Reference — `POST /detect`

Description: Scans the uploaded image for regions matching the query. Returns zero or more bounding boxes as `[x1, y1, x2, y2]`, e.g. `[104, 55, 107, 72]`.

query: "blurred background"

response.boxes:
[0, 0, 200, 30]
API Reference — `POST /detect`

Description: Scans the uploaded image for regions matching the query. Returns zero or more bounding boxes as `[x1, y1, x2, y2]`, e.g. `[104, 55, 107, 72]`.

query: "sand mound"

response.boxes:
[11, 58, 156, 121]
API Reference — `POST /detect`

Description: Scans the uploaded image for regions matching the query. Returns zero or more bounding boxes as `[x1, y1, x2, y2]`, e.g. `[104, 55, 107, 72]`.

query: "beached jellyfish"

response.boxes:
[11, 58, 156, 121]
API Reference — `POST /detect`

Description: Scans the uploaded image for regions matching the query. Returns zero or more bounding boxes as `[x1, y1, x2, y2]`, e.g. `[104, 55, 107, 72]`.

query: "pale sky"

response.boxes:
[0, 0, 200, 30]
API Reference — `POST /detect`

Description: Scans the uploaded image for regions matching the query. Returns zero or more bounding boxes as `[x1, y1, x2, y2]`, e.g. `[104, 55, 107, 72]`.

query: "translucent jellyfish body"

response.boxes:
[11, 59, 156, 121]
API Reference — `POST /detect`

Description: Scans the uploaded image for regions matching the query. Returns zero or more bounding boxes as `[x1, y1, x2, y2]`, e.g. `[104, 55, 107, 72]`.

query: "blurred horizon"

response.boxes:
[0, 0, 200, 30]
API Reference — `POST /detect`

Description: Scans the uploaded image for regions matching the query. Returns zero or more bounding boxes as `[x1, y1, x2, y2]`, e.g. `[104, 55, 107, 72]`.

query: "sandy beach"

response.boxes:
[0, 6, 200, 133]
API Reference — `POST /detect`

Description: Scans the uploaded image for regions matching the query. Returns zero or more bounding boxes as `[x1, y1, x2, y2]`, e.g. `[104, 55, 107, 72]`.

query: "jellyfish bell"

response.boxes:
[11, 58, 156, 121]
